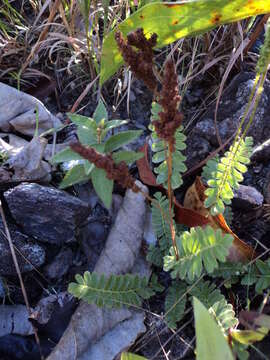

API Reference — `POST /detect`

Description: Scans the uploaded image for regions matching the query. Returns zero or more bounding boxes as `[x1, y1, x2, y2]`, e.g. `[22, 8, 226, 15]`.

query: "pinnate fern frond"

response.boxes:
[188, 280, 224, 308]
[209, 299, 238, 333]
[164, 226, 233, 281]
[189, 280, 237, 333]
[204, 137, 253, 215]
[146, 244, 163, 267]
[165, 281, 187, 328]
[151, 192, 173, 253]
[150, 102, 187, 189]
[241, 259, 270, 294]
[68, 272, 154, 308]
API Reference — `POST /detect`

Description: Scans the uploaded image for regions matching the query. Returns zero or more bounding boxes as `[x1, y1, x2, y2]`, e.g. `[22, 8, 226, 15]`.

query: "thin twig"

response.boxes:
[0, 201, 43, 359]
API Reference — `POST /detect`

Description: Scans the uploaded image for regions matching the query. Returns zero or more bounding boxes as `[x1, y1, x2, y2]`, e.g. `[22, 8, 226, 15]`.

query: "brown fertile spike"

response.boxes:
[70, 142, 139, 192]
[152, 59, 183, 142]
[115, 29, 157, 92]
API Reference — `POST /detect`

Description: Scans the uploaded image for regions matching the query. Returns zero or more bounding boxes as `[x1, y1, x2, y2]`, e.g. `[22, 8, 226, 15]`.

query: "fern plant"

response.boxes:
[164, 226, 233, 281]
[203, 136, 253, 215]
[51, 100, 143, 208]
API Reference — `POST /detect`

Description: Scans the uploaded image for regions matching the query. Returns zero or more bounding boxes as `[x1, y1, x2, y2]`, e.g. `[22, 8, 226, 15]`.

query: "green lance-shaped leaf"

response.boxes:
[100, 0, 270, 84]
[93, 99, 108, 123]
[191, 280, 238, 333]
[164, 226, 233, 281]
[193, 297, 234, 360]
[68, 272, 155, 308]
[91, 167, 113, 209]
[59, 164, 91, 189]
[51, 148, 84, 164]
[105, 130, 142, 153]
[112, 150, 144, 164]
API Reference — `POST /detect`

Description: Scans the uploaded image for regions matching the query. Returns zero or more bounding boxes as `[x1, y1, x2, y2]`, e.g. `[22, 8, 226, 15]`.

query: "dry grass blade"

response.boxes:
[21, 0, 62, 74]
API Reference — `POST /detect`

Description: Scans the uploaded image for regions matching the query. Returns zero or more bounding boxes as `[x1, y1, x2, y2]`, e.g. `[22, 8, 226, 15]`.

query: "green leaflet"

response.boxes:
[68, 272, 155, 308]
[193, 297, 234, 360]
[241, 259, 270, 294]
[165, 281, 187, 329]
[164, 226, 233, 281]
[91, 167, 113, 209]
[204, 137, 253, 215]
[100, 0, 270, 84]
[151, 192, 173, 253]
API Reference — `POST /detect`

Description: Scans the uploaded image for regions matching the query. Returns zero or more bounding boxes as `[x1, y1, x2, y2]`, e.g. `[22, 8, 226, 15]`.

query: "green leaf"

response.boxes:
[59, 164, 90, 189]
[51, 147, 84, 164]
[241, 259, 270, 294]
[77, 125, 98, 145]
[91, 167, 113, 209]
[67, 113, 96, 127]
[121, 353, 147, 360]
[84, 161, 95, 175]
[165, 281, 187, 329]
[194, 297, 234, 360]
[68, 272, 154, 308]
[230, 328, 268, 345]
[104, 130, 142, 153]
[93, 99, 108, 123]
[104, 119, 129, 130]
[164, 226, 233, 281]
[100, 0, 270, 84]
[112, 150, 144, 164]
[203, 137, 253, 215]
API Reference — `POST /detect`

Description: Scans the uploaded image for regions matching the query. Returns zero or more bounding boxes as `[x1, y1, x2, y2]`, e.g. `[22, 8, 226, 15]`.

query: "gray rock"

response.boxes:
[0, 219, 45, 276]
[186, 72, 270, 168]
[44, 248, 73, 279]
[80, 221, 108, 270]
[4, 183, 91, 245]
[233, 185, 264, 210]
[185, 136, 211, 169]
[251, 138, 270, 163]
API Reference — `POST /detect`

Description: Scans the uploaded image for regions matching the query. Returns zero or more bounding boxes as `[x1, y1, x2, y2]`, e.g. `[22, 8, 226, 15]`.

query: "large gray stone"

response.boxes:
[4, 183, 91, 245]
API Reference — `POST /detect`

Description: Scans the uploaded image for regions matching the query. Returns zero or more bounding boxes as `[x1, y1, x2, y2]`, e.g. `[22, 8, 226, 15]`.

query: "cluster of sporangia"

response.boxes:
[71, 28, 183, 191]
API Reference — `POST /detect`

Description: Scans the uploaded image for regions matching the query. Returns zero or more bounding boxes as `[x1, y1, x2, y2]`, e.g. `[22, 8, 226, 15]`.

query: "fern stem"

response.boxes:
[167, 141, 179, 260]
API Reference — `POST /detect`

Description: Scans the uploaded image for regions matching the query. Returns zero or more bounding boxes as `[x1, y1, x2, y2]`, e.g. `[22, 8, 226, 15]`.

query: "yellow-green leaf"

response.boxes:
[230, 328, 268, 345]
[121, 353, 148, 360]
[100, 0, 270, 84]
